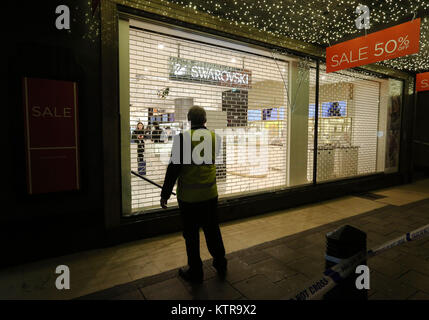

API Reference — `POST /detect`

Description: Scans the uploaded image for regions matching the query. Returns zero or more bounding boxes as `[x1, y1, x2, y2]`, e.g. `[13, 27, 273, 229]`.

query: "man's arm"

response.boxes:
[161, 133, 182, 201]
[161, 163, 180, 200]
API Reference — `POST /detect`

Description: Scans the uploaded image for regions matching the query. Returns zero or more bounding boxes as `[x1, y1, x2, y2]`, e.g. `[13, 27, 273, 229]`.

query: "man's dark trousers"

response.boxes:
[178, 196, 226, 273]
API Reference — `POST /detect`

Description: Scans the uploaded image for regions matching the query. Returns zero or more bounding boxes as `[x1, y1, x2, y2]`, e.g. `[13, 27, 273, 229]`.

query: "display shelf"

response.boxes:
[308, 117, 352, 146]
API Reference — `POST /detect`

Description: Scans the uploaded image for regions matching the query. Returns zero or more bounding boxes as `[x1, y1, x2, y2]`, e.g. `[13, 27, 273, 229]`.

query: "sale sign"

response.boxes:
[416, 72, 429, 92]
[327, 18, 421, 73]
[23, 77, 80, 194]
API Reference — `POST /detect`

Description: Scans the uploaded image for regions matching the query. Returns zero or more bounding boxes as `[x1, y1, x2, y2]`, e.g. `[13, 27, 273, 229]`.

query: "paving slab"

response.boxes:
[408, 291, 429, 300]
[370, 271, 418, 300]
[368, 256, 410, 279]
[262, 244, 306, 265]
[220, 258, 257, 284]
[109, 289, 145, 300]
[231, 275, 287, 300]
[237, 250, 271, 266]
[184, 278, 242, 300]
[77, 196, 429, 300]
[139, 277, 193, 300]
[398, 270, 429, 294]
[250, 258, 298, 283]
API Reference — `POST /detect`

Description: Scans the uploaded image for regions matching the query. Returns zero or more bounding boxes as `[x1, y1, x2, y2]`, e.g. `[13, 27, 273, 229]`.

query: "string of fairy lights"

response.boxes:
[162, 0, 429, 72]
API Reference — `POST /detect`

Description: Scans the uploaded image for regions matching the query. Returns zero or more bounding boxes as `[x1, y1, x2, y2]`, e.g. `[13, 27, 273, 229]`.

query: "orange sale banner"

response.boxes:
[326, 19, 421, 73]
[416, 72, 429, 92]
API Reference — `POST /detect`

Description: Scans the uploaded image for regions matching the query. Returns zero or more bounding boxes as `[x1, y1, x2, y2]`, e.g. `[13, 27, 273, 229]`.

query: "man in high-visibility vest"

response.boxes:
[161, 106, 227, 283]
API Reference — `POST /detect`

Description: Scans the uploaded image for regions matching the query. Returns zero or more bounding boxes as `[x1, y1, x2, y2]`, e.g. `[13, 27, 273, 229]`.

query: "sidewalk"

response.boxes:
[79, 182, 429, 300]
[1, 179, 429, 300]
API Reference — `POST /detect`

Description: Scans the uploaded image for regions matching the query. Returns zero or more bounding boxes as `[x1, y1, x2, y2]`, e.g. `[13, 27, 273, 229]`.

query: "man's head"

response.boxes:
[187, 106, 206, 126]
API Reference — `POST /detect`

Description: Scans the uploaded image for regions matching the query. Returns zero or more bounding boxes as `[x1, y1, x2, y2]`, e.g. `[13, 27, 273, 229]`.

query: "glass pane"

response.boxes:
[125, 24, 403, 215]
[128, 27, 296, 214]
[315, 65, 388, 182]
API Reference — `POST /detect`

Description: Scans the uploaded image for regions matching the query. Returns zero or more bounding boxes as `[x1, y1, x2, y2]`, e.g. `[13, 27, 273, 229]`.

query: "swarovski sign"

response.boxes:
[169, 57, 251, 88]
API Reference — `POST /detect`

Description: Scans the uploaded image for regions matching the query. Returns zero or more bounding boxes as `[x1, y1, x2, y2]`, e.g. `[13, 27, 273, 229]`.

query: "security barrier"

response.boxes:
[324, 225, 367, 300]
[290, 223, 429, 300]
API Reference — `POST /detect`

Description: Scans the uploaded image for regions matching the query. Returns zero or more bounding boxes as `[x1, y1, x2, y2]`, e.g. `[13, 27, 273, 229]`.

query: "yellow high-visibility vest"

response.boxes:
[176, 129, 218, 203]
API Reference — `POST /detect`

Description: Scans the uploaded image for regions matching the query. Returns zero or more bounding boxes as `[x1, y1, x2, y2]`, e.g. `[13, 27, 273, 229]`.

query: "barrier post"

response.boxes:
[324, 225, 367, 300]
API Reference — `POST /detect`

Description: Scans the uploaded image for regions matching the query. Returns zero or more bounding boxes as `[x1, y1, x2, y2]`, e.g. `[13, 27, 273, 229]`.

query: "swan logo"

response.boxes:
[173, 63, 187, 76]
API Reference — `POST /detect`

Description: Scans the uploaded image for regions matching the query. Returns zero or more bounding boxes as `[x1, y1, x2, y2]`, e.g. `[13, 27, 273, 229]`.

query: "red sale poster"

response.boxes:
[416, 72, 429, 92]
[23, 77, 80, 194]
[326, 19, 421, 73]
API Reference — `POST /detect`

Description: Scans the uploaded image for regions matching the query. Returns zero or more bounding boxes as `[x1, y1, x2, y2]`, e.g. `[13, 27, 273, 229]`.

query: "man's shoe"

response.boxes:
[213, 259, 227, 278]
[178, 267, 203, 284]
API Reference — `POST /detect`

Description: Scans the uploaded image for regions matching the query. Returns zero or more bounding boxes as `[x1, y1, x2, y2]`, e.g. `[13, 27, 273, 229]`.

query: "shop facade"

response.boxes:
[414, 89, 429, 172]
[120, 18, 404, 216]
[97, 1, 415, 242]
[4, 1, 418, 267]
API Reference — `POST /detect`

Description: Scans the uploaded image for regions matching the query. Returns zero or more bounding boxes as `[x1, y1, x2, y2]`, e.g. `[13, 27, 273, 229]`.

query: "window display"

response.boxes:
[248, 110, 262, 121]
[123, 20, 403, 215]
[322, 101, 347, 117]
[128, 25, 292, 212]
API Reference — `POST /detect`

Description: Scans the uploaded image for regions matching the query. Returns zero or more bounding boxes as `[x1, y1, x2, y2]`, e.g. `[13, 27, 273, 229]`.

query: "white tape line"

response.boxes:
[325, 255, 342, 264]
[291, 250, 366, 300]
[368, 235, 407, 257]
[368, 223, 429, 257]
[290, 223, 429, 300]
[409, 224, 429, 241]
[329, 251, 366, 279]
[291, 276, 335, 300]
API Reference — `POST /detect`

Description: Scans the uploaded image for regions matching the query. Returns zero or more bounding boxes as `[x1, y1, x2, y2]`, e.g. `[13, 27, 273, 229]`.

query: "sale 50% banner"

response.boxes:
[326, 18, 421, 73]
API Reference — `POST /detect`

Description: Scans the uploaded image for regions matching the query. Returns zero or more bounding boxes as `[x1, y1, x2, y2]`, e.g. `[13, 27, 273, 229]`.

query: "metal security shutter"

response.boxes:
[314, 66, 381, 183]
[128, 27, 290, 213]
[352, 80, 380, 175]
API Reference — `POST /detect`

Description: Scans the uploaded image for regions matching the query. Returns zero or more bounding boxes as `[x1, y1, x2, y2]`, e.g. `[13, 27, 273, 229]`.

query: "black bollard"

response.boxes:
[323, 225, 367, 300]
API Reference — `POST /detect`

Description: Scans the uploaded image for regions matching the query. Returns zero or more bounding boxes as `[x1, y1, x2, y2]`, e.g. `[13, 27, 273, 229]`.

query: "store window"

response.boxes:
[310, 66, 403, 182]
[124, 20, 317, 214]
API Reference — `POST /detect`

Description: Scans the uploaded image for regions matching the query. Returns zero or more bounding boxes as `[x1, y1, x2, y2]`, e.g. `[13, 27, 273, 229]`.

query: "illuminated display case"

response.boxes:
[126, 20, 402, 214]
[308, 117, 352, 146]
[307, 101, 357, 181]
[308, 101, 352, 147]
